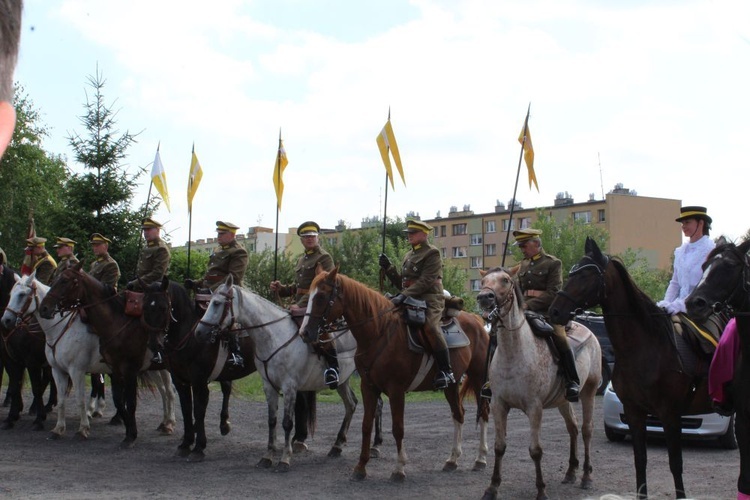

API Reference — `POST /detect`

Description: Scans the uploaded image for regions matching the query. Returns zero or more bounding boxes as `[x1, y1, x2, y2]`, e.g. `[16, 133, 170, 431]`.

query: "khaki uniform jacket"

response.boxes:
[200, 239, 249, 292]
[50, 255, 79, 283]
[32, 252, 57, 286]
[278, 246, 334, 308]
[89, 253, 121, 291]
[513, 250, 562, 313]
[135, 238, 171, 287]
[385, 242, 445, 322]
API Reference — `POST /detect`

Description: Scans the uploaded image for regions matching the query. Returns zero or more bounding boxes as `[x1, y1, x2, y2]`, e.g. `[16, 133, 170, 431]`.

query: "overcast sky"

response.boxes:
[14, 0, 750, 246]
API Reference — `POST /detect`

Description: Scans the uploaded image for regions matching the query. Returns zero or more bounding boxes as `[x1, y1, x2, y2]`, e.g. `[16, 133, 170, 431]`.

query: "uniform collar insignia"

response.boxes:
[412, 243, 423, 250]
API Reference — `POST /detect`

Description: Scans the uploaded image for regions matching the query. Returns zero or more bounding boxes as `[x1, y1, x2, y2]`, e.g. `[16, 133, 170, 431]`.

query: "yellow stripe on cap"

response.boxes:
[216, 221, 239, 233]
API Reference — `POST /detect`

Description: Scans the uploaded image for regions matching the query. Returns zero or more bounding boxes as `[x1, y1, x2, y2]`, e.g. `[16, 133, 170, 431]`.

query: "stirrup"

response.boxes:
[434, 371, 455, 390]
[151, 352, 163, 364]
[565, 382, 580, 403]
[480, 381, 492, 400]
[229, 353, 244, 368]
[324, 367, 339, 389]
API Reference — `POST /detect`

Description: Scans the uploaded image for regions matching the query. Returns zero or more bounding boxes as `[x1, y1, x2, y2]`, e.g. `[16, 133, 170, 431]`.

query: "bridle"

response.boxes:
[5, 280, 40, 322]
[477, 275, 524, 332]
[554, 255, 609, 314]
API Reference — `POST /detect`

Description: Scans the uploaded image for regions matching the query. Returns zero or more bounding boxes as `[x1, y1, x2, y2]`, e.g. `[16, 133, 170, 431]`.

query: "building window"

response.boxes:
[485, 220, 496, 233]
[502, 242, 513, 255]
[502, 219, 516, 232]
[440, 225, 447, 237]
[573, 211, 592, 224]
[519, 217, 531, 229]
[441, 247, 447, 258]
[470, 279, 481, 291]
[470, 256, 483, 268]
[485, 243, 496, 256]
[470, 234, 482, 246]
[452, 223, 467, 235]
[452, 246, 467, 258]
[598, 209, 606, 222]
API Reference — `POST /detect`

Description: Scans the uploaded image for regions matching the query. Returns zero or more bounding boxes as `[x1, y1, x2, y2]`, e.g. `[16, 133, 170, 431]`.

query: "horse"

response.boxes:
[0, 266, 56, 430]
[300, 267, 490, 482]
[476, 267, 601, 500]
[38, 262, 163, 448]
[193, 275, 360, 471]
[685, 239, 750, 498]
[548, 237, 715, 499]
[1, 273, 177, 439]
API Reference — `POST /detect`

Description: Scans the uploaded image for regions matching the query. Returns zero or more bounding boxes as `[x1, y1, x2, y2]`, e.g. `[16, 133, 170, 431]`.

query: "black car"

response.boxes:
[574, 312, 614, 395]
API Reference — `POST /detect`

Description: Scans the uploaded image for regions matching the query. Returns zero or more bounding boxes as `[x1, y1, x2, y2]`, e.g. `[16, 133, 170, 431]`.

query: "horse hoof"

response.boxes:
[350, 470, 367, 481]
[119, 439, 135, 450]
[220, 421, 231, 436]
[292, 441, 308, 453]
[31, 422, 45, 432]
[481, 489, 498, 500]
[256, 458, 273, 469]
[562, 473, 576, 484]
[109, 416, 123, 426]
[472, 461, 487, 472]
[74, 430, 89, 440]
[159, 424, 175, 436]
[91, 410, 103, 418]
[369, 447, 380, 459]
[274, 462, 290, 473]
[47, 432, 63, 441]
[187, 451, 205, 462]
[389, 471, 406, 483]
[156, 423, 166, 432]
[175, 447, 191, 458]
[580, 478, 593, 490]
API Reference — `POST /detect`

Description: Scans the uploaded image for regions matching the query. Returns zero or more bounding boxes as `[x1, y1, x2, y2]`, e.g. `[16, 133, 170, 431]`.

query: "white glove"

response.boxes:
[656, 300, 669, 310]
[664, 298, 686, 315]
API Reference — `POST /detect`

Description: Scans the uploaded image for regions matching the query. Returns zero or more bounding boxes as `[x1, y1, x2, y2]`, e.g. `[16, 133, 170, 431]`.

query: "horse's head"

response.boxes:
[194, 278, 236, 343]
[301, 266, 343, 344]
[476, 267, 518, 321]
[141, 276, 172, 334]
[39, 261, 85, 319]
[686, 239, 750, 322]
[549, 237, 608, 325]
[1, 274, 40, 329]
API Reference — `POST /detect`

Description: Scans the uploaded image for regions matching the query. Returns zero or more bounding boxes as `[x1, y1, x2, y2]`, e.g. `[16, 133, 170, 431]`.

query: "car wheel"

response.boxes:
[597, 361, 611, 396]
[717, 414, 738, 450]
[604, 423, 626, 442]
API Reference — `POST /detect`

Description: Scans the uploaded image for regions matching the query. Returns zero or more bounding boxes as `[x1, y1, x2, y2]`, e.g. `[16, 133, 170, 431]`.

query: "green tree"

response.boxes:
[616, 248, 672, 302]
[168, 249, 209, 283]
[0, 85, 68, 266]
[58, 69, 145, 284]
[244, 248, 296, 300]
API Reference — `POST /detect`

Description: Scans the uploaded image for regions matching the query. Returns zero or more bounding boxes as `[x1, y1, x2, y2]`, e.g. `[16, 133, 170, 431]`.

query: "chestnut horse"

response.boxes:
[686, 239, 750, 498]
[301, 268, 490, 481]
[39, 263, 155, 448]
[477, 268, 601, 500]
[548, 237, 714, 499]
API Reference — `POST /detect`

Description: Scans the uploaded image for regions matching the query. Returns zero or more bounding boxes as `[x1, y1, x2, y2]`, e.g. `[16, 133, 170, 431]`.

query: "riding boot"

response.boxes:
[480, 331, 497, 399]
[322, 345, 340, 389]
[228, 333, 244, 368]
[433, 349, 456, 390]
[560, 348, 581, 403]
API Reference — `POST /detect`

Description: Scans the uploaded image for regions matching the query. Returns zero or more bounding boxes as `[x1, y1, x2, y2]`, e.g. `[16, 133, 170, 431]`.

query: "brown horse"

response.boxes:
[38, 262, 152, 448]
[301, 267, 490, 482]
[548, 237, 714, 499]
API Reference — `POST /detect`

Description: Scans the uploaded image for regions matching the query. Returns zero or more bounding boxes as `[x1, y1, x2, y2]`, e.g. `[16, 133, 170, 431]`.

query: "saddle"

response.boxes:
[406, 317, 471, 354]
[669, 312, 729, 375]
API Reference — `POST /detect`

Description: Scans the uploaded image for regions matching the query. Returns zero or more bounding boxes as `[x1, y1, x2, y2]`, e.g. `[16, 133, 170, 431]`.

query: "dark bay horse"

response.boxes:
[686, 239, 750, 498]
[301, 268, 490, 481]
[38, 263, 151, 448]
[548, 237, 714, 499]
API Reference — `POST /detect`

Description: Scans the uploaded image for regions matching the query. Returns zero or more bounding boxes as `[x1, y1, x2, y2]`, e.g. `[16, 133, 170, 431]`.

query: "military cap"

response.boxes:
[403, 219, 433, 234]
[512, 228, 542, 245]
[141, 217, 163, 229]
[53, 237, 77, 248]
[89, 233, 112, 244]
[676, 206, 712, 226]
[297, 221, 320, 236]
[216, 221, 240, 234]
[26, 236, 47, 247]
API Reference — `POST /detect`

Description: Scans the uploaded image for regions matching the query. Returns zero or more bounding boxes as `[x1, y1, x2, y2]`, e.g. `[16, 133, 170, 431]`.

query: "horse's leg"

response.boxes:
[2, 362, 25, 428]
[624, 407, 649, 499]
[119, 373, 138, 448]
[352, 384, 379, 481]
[737, 410, 750, 497]
[28, 365, 47, 430]
[443, 382, 466, 472]
[556, 402, 580, 484]
[661, 414, 687, 499]
[71, 367, 92, 439]
[371, 394, 384, 459]
[277, 389, 296, 471]
[219, 380, 232, 436]
[173, 379, 195, 458]
[257, 387, 279, 469]
[292, 390, 311, 451]
[329, 380, 357, 458]
[482, 400, 510, 500]
[388, 391, 408, 482]
[88, 374, 105, 418]
[43, 367, 57, 413]
[578, 384, 596, 489]
[109, 377, 125, 426]
[154, 369, 176, 435]
[48, 365, 69, 439]
[526, 405, 549, 500]
[188, 380, 209, 462]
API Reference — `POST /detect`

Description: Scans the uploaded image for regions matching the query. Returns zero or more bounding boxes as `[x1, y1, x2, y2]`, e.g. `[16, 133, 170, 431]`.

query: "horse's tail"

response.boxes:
[460, 372, 490, 426]
[296, 390, 317, 439]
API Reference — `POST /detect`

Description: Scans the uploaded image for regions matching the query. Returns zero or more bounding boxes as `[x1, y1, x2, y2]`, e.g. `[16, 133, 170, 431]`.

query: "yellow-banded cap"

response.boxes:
[403, 219, 433, 234]
[26, 236, 47, 247]
[512, 228, 542, 245]
[216, 221, 240, 234]
[89, 233, 111, 244]
[297, 221, 320, 236]
[53, 237, 77, 248]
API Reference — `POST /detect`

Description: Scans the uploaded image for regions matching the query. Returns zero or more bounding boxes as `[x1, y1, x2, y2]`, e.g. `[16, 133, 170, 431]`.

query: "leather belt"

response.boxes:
[524, 289, 545, 298]
[402, 278, 442, 289]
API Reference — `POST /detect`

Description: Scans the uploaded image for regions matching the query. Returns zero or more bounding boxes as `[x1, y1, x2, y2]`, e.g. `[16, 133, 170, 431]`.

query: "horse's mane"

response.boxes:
[608, 257, 672, 337]
[226, 283, 291, 316]
[706, 239, 750, 263]
[312, 271, 397, 331]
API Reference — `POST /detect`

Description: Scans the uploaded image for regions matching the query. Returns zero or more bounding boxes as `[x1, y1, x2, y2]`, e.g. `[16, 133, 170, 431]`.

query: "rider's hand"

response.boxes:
[390, 293, 405, 306]
[270, 280, 281, 292]
[378, 253, 391, 270]
[126, 280, 135, 291]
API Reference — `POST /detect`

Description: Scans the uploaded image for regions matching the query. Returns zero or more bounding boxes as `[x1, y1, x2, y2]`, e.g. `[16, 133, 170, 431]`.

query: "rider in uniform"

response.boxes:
[510, 228, 580, 402]
[50, 237, 79, 283]
[88, 233, 121, 290]
[379, 218, 455, 390]
[270, 221, 338, 388]
[26, 236, 57, 285]
[185, 221, 249, 367]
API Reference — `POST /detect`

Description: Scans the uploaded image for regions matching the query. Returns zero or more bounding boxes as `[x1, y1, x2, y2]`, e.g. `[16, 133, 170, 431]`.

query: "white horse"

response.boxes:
[0, 274, 177, 439]
[193, 276, 359, 472]
[476, 268, 602, 500]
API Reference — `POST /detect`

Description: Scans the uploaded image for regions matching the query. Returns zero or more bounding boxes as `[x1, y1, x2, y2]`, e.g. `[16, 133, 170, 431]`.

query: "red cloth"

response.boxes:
[738, 491, 750, 500]
[708, 318, 739, 405]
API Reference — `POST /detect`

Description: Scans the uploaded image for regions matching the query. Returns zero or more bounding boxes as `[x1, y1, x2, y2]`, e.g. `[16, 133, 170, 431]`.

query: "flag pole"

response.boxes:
[502, 102, 531, 268]
[274, 128, 282, 281]
[186, 143, 194, 279]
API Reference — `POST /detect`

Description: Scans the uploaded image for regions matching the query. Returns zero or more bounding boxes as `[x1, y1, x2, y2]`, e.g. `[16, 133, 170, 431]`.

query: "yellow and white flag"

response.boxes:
[376, 120, 405, 189]
[273, 138, 289, 210]
[518, 121, 538, 192]
[151, 148, 170, 212]
[187, 145, 203, 214]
